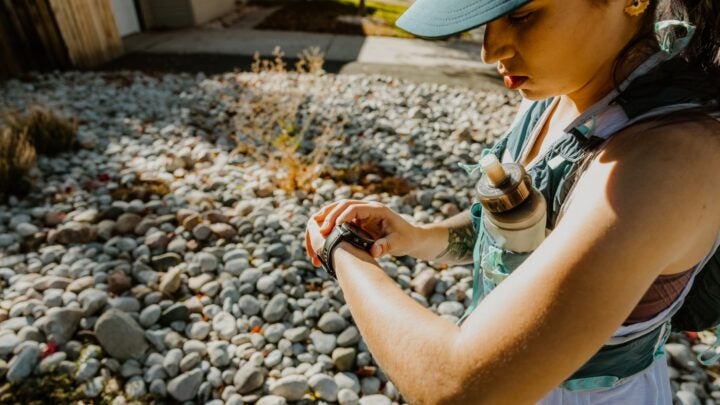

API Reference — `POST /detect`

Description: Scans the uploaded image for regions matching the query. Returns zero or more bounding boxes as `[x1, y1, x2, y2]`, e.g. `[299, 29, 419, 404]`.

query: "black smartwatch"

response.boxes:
[316, 222, 375, 279]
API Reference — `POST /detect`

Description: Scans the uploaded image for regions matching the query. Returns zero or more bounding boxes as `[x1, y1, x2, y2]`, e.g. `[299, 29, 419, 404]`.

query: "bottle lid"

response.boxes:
[476, 161, 532, 213]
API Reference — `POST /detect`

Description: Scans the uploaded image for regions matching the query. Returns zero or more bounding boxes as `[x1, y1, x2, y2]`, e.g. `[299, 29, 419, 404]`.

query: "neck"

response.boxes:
[560, 46, 659, 116]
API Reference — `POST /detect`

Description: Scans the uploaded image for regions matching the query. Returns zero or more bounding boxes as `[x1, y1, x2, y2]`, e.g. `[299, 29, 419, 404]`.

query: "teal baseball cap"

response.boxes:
[396, 0, 532, 39]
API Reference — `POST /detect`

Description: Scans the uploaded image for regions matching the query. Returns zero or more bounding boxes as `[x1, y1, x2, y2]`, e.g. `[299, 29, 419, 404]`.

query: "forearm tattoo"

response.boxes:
[435, 223, 477, 261]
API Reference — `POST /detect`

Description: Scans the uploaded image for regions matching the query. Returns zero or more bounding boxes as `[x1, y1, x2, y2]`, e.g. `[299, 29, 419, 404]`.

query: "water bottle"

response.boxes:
[476, 154, 547, 253]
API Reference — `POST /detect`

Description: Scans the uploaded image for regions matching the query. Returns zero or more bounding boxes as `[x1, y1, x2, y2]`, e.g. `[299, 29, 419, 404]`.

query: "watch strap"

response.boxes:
[317, 223, 375, 279]
[317, 225, 346, 279]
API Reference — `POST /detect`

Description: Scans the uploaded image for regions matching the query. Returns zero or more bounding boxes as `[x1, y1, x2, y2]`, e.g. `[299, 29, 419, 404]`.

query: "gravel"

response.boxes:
[0, 69, 713, 404]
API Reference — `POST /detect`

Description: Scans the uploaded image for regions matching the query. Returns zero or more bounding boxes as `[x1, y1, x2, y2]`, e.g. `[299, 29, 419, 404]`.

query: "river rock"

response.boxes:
[95, 309, 148, 360]
[167, 368, 204, 402]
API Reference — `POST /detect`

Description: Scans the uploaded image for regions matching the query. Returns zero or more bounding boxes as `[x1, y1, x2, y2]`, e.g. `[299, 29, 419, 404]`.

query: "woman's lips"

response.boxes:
[503, 75, 528, 90]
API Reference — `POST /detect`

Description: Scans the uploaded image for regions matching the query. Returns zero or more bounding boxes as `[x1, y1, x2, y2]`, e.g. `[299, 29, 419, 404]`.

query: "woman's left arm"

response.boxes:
[323, 123, 720, 405]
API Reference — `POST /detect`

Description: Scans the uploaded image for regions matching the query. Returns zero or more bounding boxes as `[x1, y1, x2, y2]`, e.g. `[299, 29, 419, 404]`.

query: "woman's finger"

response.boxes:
[313, 200, 342, 223]
[305, 220, 323, 267]
[334, 204, 375, 227]
[320, 200, 367, 233]
[304, 227, 315, 260]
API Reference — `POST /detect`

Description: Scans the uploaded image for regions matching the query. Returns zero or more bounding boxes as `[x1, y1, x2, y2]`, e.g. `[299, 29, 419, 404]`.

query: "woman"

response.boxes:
[305, 0, 720, 403]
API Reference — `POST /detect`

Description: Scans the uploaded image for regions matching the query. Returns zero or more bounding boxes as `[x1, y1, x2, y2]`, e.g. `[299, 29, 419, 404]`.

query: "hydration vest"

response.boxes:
[456, 21, 720, 391]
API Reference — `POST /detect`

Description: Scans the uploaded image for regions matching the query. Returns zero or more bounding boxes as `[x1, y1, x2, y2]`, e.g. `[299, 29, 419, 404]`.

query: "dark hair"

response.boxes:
[593, 0, 720, 88]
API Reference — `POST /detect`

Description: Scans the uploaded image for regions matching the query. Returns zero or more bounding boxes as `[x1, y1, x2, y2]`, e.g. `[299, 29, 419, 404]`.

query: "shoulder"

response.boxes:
[596, 112, 720, 197]
[603, 111, 720, 162]
[564, 112, 720, 268]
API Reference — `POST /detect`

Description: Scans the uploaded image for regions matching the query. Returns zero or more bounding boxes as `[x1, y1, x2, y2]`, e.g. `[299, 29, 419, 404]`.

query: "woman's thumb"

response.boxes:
[371, 237, 391, 258]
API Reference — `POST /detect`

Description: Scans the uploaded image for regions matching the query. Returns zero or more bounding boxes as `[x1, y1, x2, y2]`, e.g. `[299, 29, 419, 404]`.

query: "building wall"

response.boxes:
[137, 0, 235, 28]
[190, 0, 235, 25]
[144, 0, 194, 28]
[111, 0, 141, 36]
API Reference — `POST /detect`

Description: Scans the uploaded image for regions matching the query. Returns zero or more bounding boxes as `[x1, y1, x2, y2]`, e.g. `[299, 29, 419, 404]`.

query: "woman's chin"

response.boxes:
[516, 86, 552, 101]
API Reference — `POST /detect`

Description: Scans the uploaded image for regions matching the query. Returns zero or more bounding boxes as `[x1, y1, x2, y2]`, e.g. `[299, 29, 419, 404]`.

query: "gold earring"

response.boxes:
[624, 0, 650, 16]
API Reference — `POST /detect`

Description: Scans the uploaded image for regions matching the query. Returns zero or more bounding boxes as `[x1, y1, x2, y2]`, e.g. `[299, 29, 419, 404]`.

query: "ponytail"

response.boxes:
[657, 0, 720, 78]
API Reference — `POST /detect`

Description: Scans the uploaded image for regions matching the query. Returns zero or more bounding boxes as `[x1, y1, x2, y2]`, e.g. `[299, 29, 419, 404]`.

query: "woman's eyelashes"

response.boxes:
[507, 11, 534, 25]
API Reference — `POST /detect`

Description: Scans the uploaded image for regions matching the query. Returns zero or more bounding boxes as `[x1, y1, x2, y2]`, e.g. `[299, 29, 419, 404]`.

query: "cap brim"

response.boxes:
[396, 0, 531, 39]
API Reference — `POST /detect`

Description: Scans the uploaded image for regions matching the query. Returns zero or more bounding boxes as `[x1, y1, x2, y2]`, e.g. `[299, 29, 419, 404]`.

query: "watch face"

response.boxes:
[342, 222, 375, 242]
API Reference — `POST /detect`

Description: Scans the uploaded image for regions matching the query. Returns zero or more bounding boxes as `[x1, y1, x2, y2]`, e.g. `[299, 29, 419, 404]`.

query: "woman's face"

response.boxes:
[482, 0, 641, 103]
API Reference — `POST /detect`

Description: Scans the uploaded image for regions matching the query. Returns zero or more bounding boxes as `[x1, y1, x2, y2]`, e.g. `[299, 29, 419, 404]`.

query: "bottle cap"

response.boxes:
[480, 154, 508, 186]
[476, 161, 532, 213]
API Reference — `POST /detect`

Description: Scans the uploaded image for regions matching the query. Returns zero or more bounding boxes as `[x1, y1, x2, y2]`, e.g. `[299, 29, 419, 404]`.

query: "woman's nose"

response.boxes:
[481, 20, 515, 65]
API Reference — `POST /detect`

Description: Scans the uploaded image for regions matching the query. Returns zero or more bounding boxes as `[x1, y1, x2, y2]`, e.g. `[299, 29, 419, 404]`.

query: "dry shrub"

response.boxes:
[238, 46, 414, 196]
[111, 177, 171, 202]
[3, 106, 77, 156]
[251, 46, 326, 74]
[324, 162, 415, 196]
[0, 126, 36, 199]
[236, 47, 336, 194]
[294, 47, 326, 74]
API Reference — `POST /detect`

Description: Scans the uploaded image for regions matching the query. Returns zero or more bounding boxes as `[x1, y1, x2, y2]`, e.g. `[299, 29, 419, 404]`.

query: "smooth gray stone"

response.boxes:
[36, 307, 83, 344]
[234, 362, 265, 394]
[212, 311, 237, 339]
[0, 333, 20, 356]
[263, 323, 286, 344]
[180, 352, 202, 372]
[163, 348, 183, 377]
[338, 388, 360, 405]
[38, 351, 66, 374]
[318, 312, 347, 334]
[334, 372, 361, 394]
[6, 343, 40, 382]
[167, 368, 204, 402]
[269, 375, 308, 401]
[125, 375, 147, 399]
[676, 390, 702, 405]
[94, 309, 148, 360]
[437, 301, 465, 317]
[263, 294, 288, 323]
[225, 258, 250, 275]
[238, 295, 261, 316]
[309, 373, 339, 402]
[361, 377, 381, 396]
[358, 394, 392, 405]
[256, 395, 287, 405]
[74, 358, 100, 382]
[187, 321, 210, 340]
[283, 326, 310, 343]
[310, 331, 336, 355]
[337, 326, 361, 347]
[139, 304, 162, 328]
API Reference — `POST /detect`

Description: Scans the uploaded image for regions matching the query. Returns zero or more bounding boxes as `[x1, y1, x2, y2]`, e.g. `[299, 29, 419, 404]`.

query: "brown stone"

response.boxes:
[107, 270, 132, 295]
[115, 213, 142, 234]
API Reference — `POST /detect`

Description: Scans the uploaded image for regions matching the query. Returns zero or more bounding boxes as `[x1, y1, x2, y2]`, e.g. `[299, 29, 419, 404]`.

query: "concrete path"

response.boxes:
[116, 24, 504, 91]
[124, 28, 492, 70]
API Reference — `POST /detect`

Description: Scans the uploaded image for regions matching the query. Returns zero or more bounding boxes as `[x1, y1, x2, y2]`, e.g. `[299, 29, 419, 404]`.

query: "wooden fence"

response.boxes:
[0, 0, 122, 79]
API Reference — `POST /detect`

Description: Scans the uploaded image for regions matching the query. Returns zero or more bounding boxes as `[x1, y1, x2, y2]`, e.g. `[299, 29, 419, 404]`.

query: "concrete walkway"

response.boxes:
[117, 27, 504, 91]
[124, 28, 491, 69]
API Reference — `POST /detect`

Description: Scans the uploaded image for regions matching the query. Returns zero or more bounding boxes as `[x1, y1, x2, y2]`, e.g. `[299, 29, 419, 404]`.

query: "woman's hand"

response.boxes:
[305, 199, 421, 265]
[305, 214, 327, 267]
